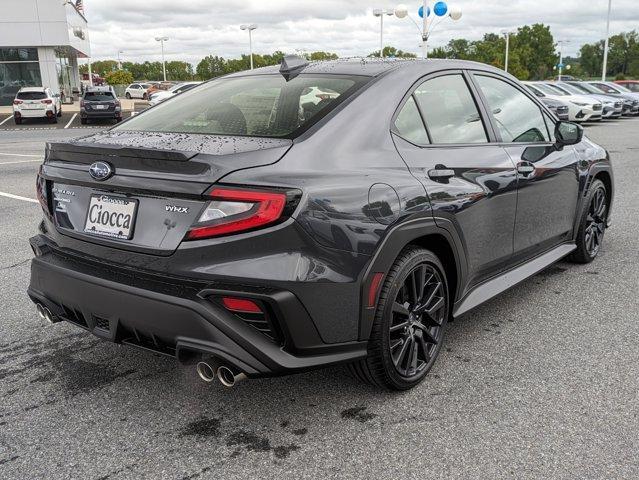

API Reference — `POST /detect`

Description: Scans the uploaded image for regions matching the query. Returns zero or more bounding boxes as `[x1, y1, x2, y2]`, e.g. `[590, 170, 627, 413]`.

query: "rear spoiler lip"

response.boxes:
[46, 141, 197, 162]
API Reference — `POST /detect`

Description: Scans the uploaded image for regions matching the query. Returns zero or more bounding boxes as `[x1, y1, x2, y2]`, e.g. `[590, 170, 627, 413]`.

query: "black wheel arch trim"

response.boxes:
[358, 215, 467, 341]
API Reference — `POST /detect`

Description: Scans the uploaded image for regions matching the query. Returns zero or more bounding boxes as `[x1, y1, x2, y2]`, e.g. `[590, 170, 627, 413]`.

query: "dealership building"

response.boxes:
[0, 0, 90, 105]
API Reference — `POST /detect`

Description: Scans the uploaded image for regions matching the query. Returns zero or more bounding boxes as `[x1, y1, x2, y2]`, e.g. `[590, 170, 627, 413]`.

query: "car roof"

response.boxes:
[223, 57, 509, 79]
[86, 86, 112, 92]
[19, 87, 46, 92]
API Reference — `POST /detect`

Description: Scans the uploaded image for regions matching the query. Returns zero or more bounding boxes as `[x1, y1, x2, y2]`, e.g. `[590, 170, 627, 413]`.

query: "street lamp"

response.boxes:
[501, 30, 515, 73]
[601, 0, 612, 80]
[117, 50, 124, 70]
[556, 39, 570, 80]
[240, 24, 258, 70]
[373, 9, 395, 58]
[394, 2, 462, 59]
[155, 36, 169, 81]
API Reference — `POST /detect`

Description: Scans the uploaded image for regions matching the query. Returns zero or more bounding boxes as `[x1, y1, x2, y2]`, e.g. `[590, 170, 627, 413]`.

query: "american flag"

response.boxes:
[75, 0, 84, 13]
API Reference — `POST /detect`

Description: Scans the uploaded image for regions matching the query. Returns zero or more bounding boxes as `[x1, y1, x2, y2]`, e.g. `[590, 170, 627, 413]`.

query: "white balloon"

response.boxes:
[449, 6, 462, 21]
[394, 4, 408, 18]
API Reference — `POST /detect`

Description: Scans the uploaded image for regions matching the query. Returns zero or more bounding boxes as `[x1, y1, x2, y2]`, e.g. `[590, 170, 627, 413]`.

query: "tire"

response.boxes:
[57, 107, 62, 117]
[81, 118, 87, 125]
[14, 117, 22, 125]
[125, 93, 131, 99]
[348, 247, 449, 390]
[569, 179, 608, 264]
[49, 112, 58, 124]
[142, 93, 148, 100]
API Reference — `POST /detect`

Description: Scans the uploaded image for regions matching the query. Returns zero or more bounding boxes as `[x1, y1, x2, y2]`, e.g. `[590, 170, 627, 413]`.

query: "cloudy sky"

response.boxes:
[83, 0, 639, 65]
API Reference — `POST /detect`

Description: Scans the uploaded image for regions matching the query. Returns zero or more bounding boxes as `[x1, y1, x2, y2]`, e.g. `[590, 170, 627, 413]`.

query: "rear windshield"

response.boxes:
[17, 91, 46, 100]
[114, 74, 369, 138]
[84, 91, 114, 101]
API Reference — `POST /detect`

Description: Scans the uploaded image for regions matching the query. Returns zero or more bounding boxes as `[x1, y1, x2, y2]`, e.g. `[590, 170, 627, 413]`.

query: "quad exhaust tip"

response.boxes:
[196, 361, 246, 387]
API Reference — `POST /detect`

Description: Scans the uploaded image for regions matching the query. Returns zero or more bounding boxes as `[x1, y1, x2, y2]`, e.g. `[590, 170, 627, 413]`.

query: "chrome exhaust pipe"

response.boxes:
[196, 361, 217, 383]
[43, 307, 53, 323]
[36, 303, 45, 320]
[216, 365, 247, 388]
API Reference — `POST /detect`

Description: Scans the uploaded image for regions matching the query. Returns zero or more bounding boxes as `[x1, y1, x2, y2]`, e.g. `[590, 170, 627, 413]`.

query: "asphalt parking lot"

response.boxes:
[0, 119, 638, 479]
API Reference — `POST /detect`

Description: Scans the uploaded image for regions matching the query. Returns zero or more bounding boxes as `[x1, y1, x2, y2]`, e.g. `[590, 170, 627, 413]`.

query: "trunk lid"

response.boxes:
[41, 131, 292, 255]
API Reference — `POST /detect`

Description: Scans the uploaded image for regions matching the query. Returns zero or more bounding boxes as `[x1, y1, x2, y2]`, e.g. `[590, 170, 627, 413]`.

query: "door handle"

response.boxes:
[428, 166, 455, 181]
[517, 162, 535, 176]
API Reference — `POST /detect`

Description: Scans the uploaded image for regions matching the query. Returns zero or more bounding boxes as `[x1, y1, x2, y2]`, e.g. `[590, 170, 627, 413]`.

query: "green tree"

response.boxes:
[196, 55, 227, 80]
[579, 42, 604, 77]
[104, 70, 133, 86]
[367, 46, 417, 58]
[309, 51, 339, 61]
[514, 24, 557, 80]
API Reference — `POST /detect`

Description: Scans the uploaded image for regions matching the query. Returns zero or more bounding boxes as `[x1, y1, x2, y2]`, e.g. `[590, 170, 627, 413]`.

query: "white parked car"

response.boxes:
[124, 83, 152, 100]
[523, 82, 602, 122]
[13, 87, 62, 125]
[148, 82, 202, 106]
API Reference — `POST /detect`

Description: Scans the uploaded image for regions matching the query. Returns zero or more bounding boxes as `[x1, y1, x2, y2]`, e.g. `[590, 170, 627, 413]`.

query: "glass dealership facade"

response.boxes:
[0, 0, 90, 105]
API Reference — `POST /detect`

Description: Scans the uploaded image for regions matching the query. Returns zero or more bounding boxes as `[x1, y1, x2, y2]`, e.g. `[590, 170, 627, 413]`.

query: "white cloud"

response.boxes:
[82, 0, 639, 64]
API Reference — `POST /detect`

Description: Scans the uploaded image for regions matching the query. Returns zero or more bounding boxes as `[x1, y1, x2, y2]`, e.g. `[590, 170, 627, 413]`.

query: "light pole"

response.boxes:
[373, 9, 395, 58]
[155, 36, 169, 81]
[240, 24, 258, 70]
[117, 50, 124, 70]
[501, 30, 514, 73]
[557, 39, 570, 80]
[395, 2, 462, 59]
[601, 0, 612, 81]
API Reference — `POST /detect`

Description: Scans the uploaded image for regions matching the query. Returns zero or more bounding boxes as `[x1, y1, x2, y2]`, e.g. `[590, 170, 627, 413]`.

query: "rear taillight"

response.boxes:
[13, 100, 23, 105]
[35, 172, 49, 214]
[80, 100, 85, 107]
[185, 187, 290, 240]
[41, 99, 53, 104]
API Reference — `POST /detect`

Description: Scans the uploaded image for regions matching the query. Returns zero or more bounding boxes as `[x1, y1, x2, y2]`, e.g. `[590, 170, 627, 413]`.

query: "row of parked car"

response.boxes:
[524, 80, 639, 122]
[10, 81, 203, 125]
[123, 81, 201, 102]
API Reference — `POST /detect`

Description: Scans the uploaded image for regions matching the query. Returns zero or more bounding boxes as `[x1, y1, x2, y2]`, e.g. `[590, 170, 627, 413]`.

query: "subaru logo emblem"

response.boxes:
[89, 161, 113, 181]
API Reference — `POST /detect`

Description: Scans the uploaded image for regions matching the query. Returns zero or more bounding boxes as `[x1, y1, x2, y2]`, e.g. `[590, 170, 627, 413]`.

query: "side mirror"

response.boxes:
[554, 121, 583, 148]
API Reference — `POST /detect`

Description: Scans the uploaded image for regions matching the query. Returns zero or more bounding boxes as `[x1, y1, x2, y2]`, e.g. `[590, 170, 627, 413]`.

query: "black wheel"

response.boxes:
[142, 93, 148, 100]
[57, 107, 62, 117]
[81, 118, 87, 125]
[49, 113, 58, 124]
[125, 92, 131, 99]
[348, 247, 449, 390]
[569, 179, 608, 263]
[14, 117, 22, 125]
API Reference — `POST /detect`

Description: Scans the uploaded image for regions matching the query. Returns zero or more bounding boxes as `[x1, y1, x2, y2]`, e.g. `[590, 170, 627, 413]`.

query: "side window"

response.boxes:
[543, 113, 556, 142]
[476, 75, 550, 143]
[413, 74, 488, 144]
[394, 96, 429, 145]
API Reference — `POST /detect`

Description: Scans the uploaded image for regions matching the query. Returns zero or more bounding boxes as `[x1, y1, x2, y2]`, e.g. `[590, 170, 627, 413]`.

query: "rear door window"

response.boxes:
[475, 75, 550, 143]
[413, 74, 488, 144]
[394, 96, 429, 144]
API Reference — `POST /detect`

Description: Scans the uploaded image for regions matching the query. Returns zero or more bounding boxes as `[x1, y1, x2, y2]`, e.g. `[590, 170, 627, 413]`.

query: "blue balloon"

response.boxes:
[417, 5, 431, 18]
[433, 1, 448, 16]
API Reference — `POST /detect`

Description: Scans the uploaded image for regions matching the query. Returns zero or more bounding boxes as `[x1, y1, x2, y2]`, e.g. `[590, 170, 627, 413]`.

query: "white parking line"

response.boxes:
[64, 113, 77, 129]
[0, 159, 42, 165]
[0, 152, 42, 157]
[0, 115, 13, 126]
[0, 191, 38, 204]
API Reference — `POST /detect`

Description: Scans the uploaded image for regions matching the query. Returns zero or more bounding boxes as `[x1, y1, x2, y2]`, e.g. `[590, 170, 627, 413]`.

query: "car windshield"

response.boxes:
[114, 74, 368, 138]
[140, 84, 151, 89]
[612, 83, 631, 93]
[84, 91, 114, 101]
[557, 83, 585, 95]
[17, 91, 46, 100]
[569, 82, 601, 94]
[590, 83, 618, 94]
[534, 83, 567, 96]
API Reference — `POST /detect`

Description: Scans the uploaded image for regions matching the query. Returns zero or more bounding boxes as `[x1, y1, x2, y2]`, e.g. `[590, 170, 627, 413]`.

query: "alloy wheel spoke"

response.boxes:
[390, 321, 409, 332]
[413, 322, 438, 344]
[393, 301, 410, 317]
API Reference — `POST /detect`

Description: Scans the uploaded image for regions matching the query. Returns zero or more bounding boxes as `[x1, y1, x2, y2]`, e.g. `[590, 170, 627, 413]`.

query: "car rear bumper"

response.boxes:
[27, 235, 367, 377]
[14, 108, 52, 118]
[81, 110, 121, 119]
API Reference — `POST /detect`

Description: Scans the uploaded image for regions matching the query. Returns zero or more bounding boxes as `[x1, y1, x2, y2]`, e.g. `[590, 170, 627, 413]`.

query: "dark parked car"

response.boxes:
[28, 58, 613, 390]
[80, 86, 122, 124]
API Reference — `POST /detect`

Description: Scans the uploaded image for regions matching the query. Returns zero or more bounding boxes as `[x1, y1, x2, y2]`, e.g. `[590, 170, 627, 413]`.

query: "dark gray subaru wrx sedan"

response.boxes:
[28, 57, 613, 390]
